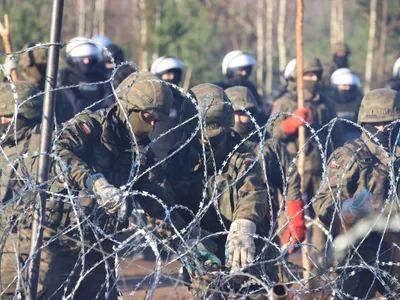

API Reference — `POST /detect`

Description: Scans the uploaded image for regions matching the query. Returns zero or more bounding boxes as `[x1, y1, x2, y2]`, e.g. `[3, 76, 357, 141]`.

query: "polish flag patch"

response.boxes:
[245, 158, 255, 165]
[80, 122, 91, 135]
[329, 160, 338, 169]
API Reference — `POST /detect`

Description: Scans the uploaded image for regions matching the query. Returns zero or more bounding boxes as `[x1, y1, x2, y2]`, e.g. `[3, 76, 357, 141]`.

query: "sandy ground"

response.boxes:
[117, 249, 330, 300]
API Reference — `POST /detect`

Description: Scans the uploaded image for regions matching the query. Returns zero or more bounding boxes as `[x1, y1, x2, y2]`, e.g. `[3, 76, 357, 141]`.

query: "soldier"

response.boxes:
[18, 42, 74, 123]
[384, 57, 400, 92]
[46, 71, 191, 299]
[225, 86, 305, 253]
[164, 83, 279, 299]
[269, 57, 344, 272]
[330, 68, 363, 141]
[213, 51, 267, 121]
[150, 56, 188, 159]
[313, 88, 400, 299]
[58, 37, 113, 114]
[269, 59, 297, 104]
[0, 81, 48, 299]
[322, 41, 351, 89]
[102, 43, 134, 87]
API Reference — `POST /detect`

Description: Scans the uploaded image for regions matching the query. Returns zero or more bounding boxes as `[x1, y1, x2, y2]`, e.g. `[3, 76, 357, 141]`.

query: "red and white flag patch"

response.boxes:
[245, 158, 255, 165]
[80, 122, 91, 135]
[329, 160, 339, 169]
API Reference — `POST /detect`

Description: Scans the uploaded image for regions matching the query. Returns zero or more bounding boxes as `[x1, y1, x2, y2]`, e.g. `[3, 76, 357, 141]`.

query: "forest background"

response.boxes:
[1, 0, 399, 96]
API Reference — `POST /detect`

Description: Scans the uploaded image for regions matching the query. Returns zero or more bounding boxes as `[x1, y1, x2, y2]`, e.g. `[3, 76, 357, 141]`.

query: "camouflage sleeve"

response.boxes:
[233, 152, 268, 225]
[268, 98, 291, 140]
[263, 139, 301, 202]
[313, 146, 359, 227]
[137, 152, 187, 234]
[55, 111, 103, 190]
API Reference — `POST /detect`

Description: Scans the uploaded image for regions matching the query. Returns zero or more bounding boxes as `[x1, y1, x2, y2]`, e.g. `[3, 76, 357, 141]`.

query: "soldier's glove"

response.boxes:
[86, 173, 127, 219]
[281, 107, 312, 135]
[3, 55, 16, 76]
[282, 200, 306, 254]
[226, 219, 256, 272]
[342, 189, 373, 223]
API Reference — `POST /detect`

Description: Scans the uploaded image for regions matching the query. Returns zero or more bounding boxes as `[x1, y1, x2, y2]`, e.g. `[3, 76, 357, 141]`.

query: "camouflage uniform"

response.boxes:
[165, 84, 278, 299]
[0, 82, 51, 299]
[270, 58, 344, 271]
[313, 89, 400, 299]
[322, 42, 351, 90]
[47, 72, 187, 299]
[19, 42, 74, 123]
[225, 86, 302, 221]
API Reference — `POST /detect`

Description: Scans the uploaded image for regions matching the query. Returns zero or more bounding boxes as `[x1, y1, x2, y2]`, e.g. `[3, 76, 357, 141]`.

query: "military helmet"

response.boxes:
[332, 42, 351, 55]
[291, 57, 323, 79]
[331, 68, 361, 88]
[357, 88, 400, 125]
[19, 42, 48, 69]
[151, 56, 185, 75]
[115, 71, 173, 121]
[222, 50, 257, 76]
[0, 81, 43, 119]
[190, 83, 234, 137]
[225, 86, 259, 112]
[392, 57, 400, 78]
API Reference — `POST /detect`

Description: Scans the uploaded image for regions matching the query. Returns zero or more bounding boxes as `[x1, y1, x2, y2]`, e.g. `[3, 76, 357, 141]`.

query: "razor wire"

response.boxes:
[1, 40, 400, 299]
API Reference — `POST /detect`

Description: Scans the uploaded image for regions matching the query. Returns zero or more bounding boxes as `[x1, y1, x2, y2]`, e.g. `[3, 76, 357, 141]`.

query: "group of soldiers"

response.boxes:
[1, 35, 400, 299]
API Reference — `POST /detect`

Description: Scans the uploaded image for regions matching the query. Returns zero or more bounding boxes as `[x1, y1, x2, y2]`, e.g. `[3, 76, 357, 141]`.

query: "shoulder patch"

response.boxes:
[329, 160, 339, 169]
[245, 158, 255, 165]
[79, 122, 92, 135]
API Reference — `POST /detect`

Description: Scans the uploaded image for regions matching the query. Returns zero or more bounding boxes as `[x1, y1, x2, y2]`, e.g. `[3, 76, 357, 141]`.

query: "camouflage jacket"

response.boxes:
[246, 134, 302, 214]
[269, 88, 344, 157]
[164, 130, 268, 236]
[53, 104, 185, 233]
[0, 125, 41, 233]
[313, 132, 400, 231]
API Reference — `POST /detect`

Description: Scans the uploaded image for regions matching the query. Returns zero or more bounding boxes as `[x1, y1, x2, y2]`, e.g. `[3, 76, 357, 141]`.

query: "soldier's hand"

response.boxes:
[342, 189, 373, 223]
[86, 173, 125, 215]
[3, 55, 16, 75]
[226, 219, 256, 272]
[281, 107, 312, 135]
[0, 15, 10, 39]
[281, 200, 306, 254]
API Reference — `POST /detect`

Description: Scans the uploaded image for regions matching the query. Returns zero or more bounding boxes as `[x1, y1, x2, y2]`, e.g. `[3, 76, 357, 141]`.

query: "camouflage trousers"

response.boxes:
[0, 228, 119, 300]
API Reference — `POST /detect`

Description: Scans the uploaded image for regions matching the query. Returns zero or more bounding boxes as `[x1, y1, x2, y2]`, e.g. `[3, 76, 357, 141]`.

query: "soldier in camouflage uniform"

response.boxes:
[0, 81, 48, 299]
[18, 42, 74, 123]
[225, 86, 306, 253]
[269, 57, 344, 272]
[313, 88, 400, 299]
[46, 71, 189, 299]
[322, 41, 351, 90]
[164, 83, 279, 299]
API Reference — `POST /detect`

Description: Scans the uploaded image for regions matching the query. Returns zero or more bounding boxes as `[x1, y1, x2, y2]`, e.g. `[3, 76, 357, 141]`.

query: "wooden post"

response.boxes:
[296, 0, 311, 287]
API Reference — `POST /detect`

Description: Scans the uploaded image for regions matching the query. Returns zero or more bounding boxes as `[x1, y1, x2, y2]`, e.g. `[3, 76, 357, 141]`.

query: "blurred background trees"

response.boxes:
[1, 0, 400, 91]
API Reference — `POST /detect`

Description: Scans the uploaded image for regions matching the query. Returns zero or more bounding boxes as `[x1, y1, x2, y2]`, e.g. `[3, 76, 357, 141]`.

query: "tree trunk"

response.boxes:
[78, 0, 85, 36]
[364, 0, 378, 93]
[256, 0, 264, 97]
[376, 0, 388, 86]
[337, 0, 344, 42]
[98, 0, 105, 36]
[330, 0, 338, 51]
[138, 0, 148, 70]
[265, 0, 273, 94]
[277, 0, 287, 72]
[152, 0, 161, 61]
